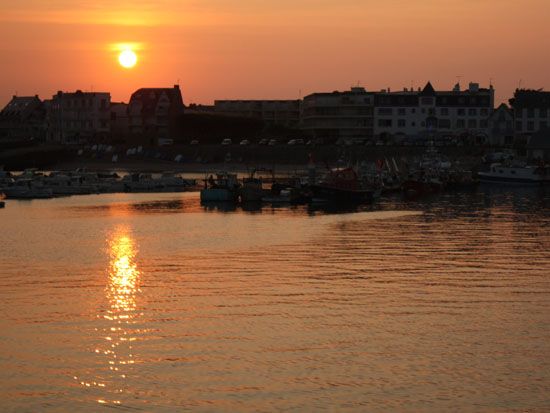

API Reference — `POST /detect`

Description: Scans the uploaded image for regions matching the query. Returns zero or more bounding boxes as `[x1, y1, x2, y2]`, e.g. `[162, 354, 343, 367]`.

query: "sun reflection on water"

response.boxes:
[74, 225, 142, 407]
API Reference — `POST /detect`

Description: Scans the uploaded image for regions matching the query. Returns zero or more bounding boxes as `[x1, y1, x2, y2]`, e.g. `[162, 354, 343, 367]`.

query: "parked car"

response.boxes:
[296, 139, 305, 145]
[287, 139, 297, 145]
[268, 139, 277, 146]
[221, 138, 232, 145]
[190, 139, 199, 145]
[240, 139, 250, 146]
[258, 138, 268, 145]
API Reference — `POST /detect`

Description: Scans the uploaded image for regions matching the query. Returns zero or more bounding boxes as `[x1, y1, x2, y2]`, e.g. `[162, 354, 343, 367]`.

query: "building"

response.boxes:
[373, 82, 494, 141]
[0, 95, 45, 141]
[488, 103, 515, 146]
[214, 100, 300, 128]
[110, 102, 129, 143]
[509, 89, 550, 137]
[46, 90, 111, 144]
[128, 85, 184, 144]
[300, 87, 374, 143]
[527, 127, 550, 161]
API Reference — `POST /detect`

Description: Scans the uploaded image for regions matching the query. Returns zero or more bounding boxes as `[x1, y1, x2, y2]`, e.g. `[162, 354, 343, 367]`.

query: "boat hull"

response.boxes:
[200, 188, 238, 202]
[310, 185, 376, 203]
[478, 173, 545, 184]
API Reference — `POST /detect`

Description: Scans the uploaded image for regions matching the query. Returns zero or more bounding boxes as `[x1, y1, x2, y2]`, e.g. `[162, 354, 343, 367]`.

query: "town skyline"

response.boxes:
[1, 0, 549, 107]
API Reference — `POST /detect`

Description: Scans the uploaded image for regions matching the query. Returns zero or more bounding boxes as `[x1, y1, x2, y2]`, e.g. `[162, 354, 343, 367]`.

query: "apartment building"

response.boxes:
[374, 82, 494, 141]
[300, 87, 374, 143]
[46, 90, 111, 144]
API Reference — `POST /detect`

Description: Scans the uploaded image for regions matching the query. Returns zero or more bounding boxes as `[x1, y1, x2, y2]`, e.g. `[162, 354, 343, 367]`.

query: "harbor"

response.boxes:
[1, 185, 549, 411]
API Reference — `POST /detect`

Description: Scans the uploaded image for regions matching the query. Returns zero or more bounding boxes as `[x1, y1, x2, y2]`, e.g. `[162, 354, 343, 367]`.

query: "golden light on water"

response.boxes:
[74, 226, 142, 406]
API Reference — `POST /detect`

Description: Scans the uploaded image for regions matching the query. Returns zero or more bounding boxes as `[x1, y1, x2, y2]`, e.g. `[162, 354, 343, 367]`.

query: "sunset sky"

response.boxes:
[1, 0, 549, 106]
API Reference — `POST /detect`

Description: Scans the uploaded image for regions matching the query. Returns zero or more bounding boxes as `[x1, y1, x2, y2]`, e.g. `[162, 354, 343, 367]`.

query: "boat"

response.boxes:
[478, 163, 550, 184]
[402, 171, 444, 197]
[239, 170, 269, 203]
[310, 167, 379, 203]
[2, 179, 53, 199]
[200, 172, 240, 202]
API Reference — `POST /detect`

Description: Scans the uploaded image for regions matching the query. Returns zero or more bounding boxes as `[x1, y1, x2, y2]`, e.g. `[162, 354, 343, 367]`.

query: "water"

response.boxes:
[0, 188, 549, 412]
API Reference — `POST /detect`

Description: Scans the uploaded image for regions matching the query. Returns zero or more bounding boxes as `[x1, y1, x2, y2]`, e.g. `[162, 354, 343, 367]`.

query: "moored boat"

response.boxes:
[478, 163, 550, 184]
[310, 167, 378, 203]
[200, 172, 240, 202]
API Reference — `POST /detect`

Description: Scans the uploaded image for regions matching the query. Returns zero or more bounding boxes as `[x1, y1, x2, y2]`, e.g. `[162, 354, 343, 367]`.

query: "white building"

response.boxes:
[46, 90, 110, 144]
[300, 87, 374, 143]
[373, 82, 494, 141]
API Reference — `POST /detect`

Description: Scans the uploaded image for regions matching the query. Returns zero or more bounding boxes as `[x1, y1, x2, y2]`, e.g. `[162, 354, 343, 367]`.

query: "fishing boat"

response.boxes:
[310, 167, 379, 203]
[200, 172, 240, 202]
[478, 163, 550, 184]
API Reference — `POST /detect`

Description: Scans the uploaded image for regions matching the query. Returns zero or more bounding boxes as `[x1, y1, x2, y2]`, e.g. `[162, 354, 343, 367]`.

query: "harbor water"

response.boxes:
[0, 187, 549, 411]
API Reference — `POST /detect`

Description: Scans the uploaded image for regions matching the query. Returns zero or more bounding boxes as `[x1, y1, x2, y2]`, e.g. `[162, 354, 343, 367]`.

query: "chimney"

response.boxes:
[174, 84, 180, 90]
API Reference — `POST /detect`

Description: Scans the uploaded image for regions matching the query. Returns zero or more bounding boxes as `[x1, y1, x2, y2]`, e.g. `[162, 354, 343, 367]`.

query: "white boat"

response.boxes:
[478, 163, 550, 184]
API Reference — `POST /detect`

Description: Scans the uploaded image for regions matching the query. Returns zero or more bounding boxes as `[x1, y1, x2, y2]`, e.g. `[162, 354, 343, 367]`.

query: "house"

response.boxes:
[128, 85, 184, 145]
[488, 103, 515, 146]
[0, 95, 45, 141]
[46, 90, 111, 144]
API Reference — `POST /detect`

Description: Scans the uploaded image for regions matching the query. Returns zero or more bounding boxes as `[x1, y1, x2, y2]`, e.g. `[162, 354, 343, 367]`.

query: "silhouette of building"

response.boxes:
[373, 82, 494, 141]
[46, 90, 111, 144]
[0, 95, 45, 141]
[110, 102, 129, 143]
[488, 103, 515, 146]
[300, 87, 374, 143]
[128, 85, 184, 144]
[509, 89, 550, 137]
[527, 127, 550, 161]
[214, 100, 300, 128]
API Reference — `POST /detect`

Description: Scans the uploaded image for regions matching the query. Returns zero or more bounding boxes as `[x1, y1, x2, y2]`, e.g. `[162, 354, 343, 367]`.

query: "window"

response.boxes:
[411, 108, 416, 114]
[378, 119, 392, 127]
[438, 119, 451, 128]
[468, 119, 477, 128]
[458, 108, 465, 116]
[411, 122, 416, 127]
[440, 108, 449, 116]
[541, 108, 548, 118]
[397, 119, 406, 127]
[468, 108, 477, 116]
[541, 121, 548, 129]
[527, 108, 535, 118]
[527, 121, 534, 131]
[456, 119, 465, 128]
[421, 121, 426, 127]
[516, 121, 523, 131]
[480, 119, 488, 128]
[421, 108, 426, 114]
[378, 108, 393, 115]
[398, 108, 406, 116]
[480, 108, 488, 116]
[428, 108, 435, 115]
[421, 97, 433, 105]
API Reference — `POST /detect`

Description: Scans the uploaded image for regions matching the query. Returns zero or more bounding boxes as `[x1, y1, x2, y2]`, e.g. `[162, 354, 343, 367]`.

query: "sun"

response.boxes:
[118, 50, 137, 68]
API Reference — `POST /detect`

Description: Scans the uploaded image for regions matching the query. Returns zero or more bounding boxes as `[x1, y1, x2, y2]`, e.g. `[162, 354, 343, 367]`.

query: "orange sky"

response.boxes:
[1, 0, 549, 107]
